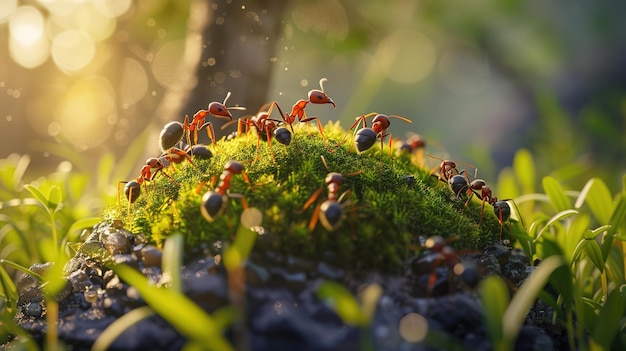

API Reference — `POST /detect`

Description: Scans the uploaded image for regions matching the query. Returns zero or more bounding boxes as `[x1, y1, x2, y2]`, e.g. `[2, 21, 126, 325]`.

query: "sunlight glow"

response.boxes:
[9, 6, 44, 45]
[0, 0, 17, 24]
[51, 30, 96, 73]
[8, 6, 49, 69]
[57, 77, 116, 149]
[93, 0, 132, 18]
[152, 39, 186, 88]
[73, 3, 116, 41]
[119, 58, 149, 106]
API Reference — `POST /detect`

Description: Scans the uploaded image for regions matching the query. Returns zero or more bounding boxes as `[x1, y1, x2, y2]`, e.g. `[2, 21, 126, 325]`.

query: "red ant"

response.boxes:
[263, 78, 335, 144]
[118, 146, 201, 213]
[448, 172, 496, 222]
[447, 171, 520, 241]
[301, 156, 362, 231]
[200, 160, 252, 222]
[185, 92, 247, 147]
[427, 154, 475, 186]
[157, 93, 245, 154]
[239, 105, 292, 163]
[397, 134, 426, 154]
[410, 235, 461, 297]
[340, 113, 412, 157]
[492, 200, 524, 242]
[117, 157, 179, 222]
[396, 133, 426, 168]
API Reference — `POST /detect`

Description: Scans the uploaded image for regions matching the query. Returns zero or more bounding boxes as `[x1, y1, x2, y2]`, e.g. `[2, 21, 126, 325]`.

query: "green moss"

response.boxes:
[103, 122, 503, 271]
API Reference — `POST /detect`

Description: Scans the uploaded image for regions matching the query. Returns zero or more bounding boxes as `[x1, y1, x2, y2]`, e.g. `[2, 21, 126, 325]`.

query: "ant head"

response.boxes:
[224, 160, 245, 174]
[325, 172, 344, 186]
[307, 90, 336, 107]
[371, 114, 391, 134]
[208, 102, 233, 120]
[470, 179, 486, 190]
[408, 134, 426, 149]
[145, 158, 162, 168]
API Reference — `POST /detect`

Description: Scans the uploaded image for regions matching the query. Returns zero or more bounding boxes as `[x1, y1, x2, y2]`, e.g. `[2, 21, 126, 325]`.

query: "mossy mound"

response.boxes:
[103, 122, 503, 272]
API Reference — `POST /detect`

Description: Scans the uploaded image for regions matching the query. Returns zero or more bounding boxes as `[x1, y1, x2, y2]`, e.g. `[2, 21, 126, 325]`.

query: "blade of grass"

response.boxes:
[479, 276, 509, 350]
[111, 264, 234, 351]
[91, 306, 155, 351]
[162, 232, 183, 292]
[542, 176, 571, 212]
[590, 289, 625, 350]
[533, 209, 578, 243]
[503, 255, 564, 344]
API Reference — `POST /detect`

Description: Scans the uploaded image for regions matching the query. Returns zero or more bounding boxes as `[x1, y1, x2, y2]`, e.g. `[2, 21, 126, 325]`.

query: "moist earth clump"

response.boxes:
[6, 223, 566, 350]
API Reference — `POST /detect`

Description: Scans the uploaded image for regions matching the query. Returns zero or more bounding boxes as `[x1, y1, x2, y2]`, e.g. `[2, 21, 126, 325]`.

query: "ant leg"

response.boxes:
[301, 116, 328, 144]
[307, 202, 322, 232]
[265, 125, 276, 164]
[117, 181, 128, 213]
[183, 115, 192, 147]
[478, 199, 487, 227]
[240, 171, 253, 191]
[195, 176, 217, 195]
[387, 133, 395, 159]
[302, 187, 324, 211]
[338, 115, 367, 146]
[199, 122, 216, 151]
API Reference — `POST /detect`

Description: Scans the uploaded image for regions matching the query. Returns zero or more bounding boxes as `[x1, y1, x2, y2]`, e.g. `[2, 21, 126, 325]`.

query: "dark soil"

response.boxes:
[4, 222, 569, 351]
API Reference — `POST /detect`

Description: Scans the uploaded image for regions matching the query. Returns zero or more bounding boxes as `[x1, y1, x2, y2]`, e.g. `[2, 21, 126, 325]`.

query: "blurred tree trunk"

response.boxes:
[156, 0, 288, 139]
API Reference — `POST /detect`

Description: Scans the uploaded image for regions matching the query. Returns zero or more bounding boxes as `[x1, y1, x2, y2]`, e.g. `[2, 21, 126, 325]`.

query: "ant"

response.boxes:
[448, 171, 496, 222]
[410, 235, 461, 297]
[239, 105, 292, 163]
[301, 156, 362, 231]
[263, 78, 335, 144]
[447, 171, 519, 241]
[117, 157, 179, 221]
[492, 200, 524, 242]
[427, 154, 475, 186]
[200, 160, 252, 222]
[340, 113, 412, 157]
[157, 93, 245, 154]
[159, 122, 214, 161]
[159, 146, 202, 171]
[397, 133, 426, 154]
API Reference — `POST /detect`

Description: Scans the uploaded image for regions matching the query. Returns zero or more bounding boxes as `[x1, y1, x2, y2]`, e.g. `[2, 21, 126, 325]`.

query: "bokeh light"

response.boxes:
[152, 39, 187, 88]
[8, 5, 49, 68]
[92, 0, 132, 19]
[0, 0, 18, 24]
[8, 6, 43, 45]
[398, 312, 428, 343]
[119, 58, 149, 107]
[51, 30, 96, 74]
[56, 76, 116, 150]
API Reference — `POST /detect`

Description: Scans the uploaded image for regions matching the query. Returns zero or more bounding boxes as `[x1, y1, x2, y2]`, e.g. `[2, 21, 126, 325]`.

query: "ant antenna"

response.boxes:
[319, 78, 328, 93]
